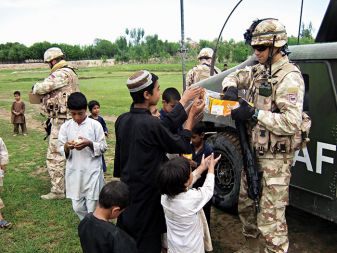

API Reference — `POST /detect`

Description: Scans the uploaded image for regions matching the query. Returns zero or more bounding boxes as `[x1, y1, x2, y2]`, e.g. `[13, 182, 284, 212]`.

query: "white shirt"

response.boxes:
[58, 116, 107, 200]
[161, 172, 215, 253]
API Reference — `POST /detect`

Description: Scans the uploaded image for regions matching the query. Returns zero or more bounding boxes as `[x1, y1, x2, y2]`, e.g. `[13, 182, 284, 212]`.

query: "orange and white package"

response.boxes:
[209, 97, 239, 116]
[204, 89, 239, 116]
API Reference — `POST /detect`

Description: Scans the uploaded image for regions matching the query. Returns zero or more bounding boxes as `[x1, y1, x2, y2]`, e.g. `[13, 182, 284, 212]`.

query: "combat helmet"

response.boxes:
[198, 48, 214, 59]
[244, 19, 287, 47]
[44, 47, 64, 63]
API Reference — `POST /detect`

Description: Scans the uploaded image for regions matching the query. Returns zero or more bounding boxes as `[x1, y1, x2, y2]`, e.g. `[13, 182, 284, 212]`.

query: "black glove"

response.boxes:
[223, 86, 238, 101]
[231, 98, 255, 121]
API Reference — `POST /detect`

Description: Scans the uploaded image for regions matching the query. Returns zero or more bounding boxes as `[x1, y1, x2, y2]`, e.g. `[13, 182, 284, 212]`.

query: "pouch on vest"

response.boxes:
[291, 112, 311, 150]
[252, 124, 269, 155]
[270, 133, 291, 154]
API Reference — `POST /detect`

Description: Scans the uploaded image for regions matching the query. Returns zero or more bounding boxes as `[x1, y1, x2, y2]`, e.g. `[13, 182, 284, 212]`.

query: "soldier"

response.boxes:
[186, 47, 221, 88]
[32, 47, 79, 200]
[222, 19, 305, 253]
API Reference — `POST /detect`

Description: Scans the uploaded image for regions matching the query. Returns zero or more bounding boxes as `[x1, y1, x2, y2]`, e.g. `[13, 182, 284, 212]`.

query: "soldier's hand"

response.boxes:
[231, 98, 255, 121]
[223, 86, 238, 101]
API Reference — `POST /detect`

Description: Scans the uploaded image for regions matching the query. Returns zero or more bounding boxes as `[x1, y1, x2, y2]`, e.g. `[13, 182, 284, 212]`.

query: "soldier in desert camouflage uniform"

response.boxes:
[222, 19, 305, 253]
[186, 47, 221, 87]
[32, 47, 79, 200]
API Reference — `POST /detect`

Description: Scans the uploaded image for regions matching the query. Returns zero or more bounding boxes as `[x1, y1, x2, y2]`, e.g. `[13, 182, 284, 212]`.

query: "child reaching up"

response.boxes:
[158, 154, 221, 253]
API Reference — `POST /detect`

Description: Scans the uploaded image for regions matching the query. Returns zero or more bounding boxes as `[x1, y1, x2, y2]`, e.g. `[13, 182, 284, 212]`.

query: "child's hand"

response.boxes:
[181, 86, 203, 105]
[65, 141, 75, 150]
[0, 165, 6, 172]
[199, 154, 211, 172]
[74, 137, 92, 150]
[208, 153, 221, 174]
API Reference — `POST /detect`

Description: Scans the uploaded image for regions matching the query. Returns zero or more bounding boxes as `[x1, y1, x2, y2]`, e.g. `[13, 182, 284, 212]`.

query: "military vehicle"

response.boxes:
[193, 0, 337, 223]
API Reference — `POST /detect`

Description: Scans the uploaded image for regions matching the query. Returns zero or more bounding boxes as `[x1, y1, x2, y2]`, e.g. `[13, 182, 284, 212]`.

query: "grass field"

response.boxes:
[0, 63, 226, 253]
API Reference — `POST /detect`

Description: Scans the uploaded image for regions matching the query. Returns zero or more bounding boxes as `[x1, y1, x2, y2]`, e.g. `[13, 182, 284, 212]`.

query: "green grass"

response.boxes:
[0, 63, 225, 252]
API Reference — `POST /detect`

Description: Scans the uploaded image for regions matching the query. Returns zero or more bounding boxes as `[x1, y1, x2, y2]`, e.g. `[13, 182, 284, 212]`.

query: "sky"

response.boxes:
[0, 0, 330, 46]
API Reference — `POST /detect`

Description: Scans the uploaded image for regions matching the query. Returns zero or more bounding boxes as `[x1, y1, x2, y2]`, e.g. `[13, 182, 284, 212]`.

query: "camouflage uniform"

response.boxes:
[186, 48, 221, 87]
[33, 53, 79, 197]
[222, 20, 305, 253]
[0, 137, 9, 211]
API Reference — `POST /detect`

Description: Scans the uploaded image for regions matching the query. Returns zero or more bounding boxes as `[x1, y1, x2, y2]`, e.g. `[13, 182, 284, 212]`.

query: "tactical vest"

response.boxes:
[192, 64, 219, 83]
[248, 62, 311, 156]
[41, 67, 79, 119]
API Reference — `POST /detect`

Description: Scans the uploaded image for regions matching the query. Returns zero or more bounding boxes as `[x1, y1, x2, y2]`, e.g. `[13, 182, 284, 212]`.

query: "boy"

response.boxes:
[190, 122, 214, 227]
[58, 92, 107, 220]
[114, 70, 204, 253]
[160, 87, 181, 120]
[11, 91, 27, 136]
[78, 181, 137, 253]
[0, 137, 11, 229]
[88, 100, 108, 172]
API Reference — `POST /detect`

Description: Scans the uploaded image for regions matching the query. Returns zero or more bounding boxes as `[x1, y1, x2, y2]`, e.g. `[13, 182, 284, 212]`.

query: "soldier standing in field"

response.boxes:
[222, 19, 305, 253]
[186, 47, 221, 88]
[32, 47, 79, 200]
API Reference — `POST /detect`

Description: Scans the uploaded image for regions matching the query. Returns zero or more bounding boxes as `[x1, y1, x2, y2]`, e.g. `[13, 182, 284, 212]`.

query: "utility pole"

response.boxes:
[180, 0, 188, 91]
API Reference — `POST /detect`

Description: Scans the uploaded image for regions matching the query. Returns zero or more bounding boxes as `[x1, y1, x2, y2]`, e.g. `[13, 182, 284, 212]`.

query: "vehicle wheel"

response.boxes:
[207, 132, 242, 213]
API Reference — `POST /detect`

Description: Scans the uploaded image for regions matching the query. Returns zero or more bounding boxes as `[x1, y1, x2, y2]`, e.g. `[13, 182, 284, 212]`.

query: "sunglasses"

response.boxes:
[252, 45, 269, 52]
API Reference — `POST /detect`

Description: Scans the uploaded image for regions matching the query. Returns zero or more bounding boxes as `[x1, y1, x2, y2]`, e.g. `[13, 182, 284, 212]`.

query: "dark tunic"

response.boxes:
[11, 101, 26, 124]
[114, 106, 191, 253]
[89, 115, 108, 172]
[78, 213, 138, 253]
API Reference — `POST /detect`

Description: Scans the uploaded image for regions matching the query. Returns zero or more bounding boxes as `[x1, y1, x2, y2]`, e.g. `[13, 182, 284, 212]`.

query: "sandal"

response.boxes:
[0, 219, 12, 229]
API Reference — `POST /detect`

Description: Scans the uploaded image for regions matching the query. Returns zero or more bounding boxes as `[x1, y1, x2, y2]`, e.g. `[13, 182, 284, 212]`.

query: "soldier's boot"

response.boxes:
[41, 192, 65, 200]
[234, 237, 261, 253]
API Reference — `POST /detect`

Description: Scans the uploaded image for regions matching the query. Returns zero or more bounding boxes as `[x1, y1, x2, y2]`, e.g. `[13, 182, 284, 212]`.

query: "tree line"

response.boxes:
[0, 25, 315, 64]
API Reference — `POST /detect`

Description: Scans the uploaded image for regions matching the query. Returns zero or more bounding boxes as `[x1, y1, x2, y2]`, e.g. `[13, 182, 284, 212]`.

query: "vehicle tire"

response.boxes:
[207, 131, 243, 213]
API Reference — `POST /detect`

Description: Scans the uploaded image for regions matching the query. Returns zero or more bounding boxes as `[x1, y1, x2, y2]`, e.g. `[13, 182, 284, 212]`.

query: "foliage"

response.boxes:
[0, 22, 318, 64]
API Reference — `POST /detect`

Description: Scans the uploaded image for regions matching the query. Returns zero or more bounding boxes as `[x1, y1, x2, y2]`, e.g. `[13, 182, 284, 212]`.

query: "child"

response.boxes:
[58, 92, 107, 220]
[0, 137, 11, 229]
[78, 181, 137, 253]
[159, 154, 220, 253]
[11, 91, 27, 136]
[88, 100, 108, 172]
[190, 122, 214, 227]
[160, 87, 181, 119]
[114, 70, 204, 253]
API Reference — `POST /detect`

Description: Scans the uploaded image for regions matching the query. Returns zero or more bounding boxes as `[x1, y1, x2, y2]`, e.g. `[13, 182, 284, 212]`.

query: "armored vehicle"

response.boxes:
[195, 0, 337, 222]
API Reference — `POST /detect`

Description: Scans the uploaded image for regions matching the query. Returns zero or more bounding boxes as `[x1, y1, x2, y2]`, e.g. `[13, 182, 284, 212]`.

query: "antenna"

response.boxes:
[210, 0, 243, 76]
[297, 0, 304, 45]
[180, 0, 188, 91]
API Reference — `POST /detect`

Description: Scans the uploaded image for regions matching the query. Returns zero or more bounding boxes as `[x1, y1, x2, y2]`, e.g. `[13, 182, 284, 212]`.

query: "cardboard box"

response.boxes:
[29, 92, 42, 104]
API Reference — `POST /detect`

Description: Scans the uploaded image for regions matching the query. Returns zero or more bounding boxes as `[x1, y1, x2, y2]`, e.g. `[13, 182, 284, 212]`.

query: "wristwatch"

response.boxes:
[252, 108, 259, 121]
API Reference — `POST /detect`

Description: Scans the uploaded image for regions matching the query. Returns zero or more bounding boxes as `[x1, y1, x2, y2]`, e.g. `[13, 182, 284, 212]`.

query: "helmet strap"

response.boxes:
[267, 35, 276, 76]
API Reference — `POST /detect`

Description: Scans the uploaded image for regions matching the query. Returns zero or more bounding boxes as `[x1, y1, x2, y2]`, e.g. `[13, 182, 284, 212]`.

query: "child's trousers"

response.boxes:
[13, 123, 27, 134]
[71, 198, 97, 220]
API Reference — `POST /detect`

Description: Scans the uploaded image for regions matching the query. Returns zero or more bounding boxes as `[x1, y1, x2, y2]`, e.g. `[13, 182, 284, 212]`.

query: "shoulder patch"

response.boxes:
[287, 93, 298, 104]
[287, 87, 298, 93]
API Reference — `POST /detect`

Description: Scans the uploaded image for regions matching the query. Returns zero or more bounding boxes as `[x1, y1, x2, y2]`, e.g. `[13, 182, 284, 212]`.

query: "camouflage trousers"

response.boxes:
[0, 187, 3, 210]
[238, 157, 292, 253]
[46, 118, 66, 194]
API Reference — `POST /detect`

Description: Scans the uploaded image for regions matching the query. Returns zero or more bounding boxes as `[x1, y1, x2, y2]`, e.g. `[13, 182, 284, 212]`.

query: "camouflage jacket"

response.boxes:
[33, 60, 79, 119]
[222, 56, 305, 155]
[0, 137, 9, 166]
[186, 60, 221, 88]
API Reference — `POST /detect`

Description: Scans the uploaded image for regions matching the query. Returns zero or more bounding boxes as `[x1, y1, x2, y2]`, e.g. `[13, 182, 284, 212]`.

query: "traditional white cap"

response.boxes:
[126, 70, 153, 93]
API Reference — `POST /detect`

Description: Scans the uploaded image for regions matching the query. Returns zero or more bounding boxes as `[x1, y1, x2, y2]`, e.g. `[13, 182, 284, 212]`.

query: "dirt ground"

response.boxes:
[210, 206, 337, 253]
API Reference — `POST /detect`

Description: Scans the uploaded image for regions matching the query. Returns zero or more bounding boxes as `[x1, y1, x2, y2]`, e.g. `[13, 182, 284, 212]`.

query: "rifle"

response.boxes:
[235, 119, 260, 213]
